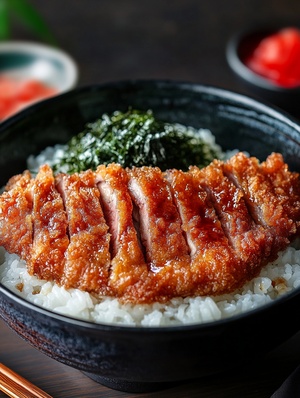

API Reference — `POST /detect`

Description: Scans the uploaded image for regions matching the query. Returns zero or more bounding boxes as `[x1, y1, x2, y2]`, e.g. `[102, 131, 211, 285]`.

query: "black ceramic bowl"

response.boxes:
[1, 80, 300, 393]
[226, 26, 300, 116]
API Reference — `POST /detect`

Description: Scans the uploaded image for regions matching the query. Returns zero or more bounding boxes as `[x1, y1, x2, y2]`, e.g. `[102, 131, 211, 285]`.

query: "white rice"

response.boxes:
[1, 245, 300, 326]
[0, 126, 299, 327]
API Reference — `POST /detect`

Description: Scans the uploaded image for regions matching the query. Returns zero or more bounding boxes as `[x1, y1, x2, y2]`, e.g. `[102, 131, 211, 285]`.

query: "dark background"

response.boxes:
[11, 0, 300, 98]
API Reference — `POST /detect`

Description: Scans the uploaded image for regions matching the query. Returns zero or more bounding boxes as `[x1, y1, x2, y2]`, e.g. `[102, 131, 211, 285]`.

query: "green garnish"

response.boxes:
[53, 109, 221, 173]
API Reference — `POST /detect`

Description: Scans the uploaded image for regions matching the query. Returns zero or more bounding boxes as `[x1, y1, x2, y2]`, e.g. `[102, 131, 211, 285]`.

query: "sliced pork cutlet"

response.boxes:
[96, 163, 148, 297]
[223, 152, 297, 253]
[0, 170, 33, 262]
[260, 152, 300, 233]
[190, 160, 274, 284]
[56, 169, 111, 294]
[165, 169, 242, 295]
[29, 164, 69, 282]
[127, 166, 192, 300]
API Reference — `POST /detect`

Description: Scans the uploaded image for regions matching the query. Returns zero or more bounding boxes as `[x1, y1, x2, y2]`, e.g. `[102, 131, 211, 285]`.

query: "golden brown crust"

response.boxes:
[56, 169, 111, 293]
[30, 164, 69, 282]
[0, 170, 33, 261]
[96, 163, 148, 297]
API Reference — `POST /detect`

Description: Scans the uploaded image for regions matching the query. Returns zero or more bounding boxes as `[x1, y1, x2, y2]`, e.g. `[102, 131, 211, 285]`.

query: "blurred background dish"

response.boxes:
[226, 25, 300, 116]
[0, 41, 78, 92]
[0, 41, 78, 120]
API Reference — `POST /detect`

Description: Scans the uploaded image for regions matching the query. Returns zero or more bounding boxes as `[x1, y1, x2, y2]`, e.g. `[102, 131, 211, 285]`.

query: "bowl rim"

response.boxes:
[1, 79, 300, 130]
[0, 40, 78, 92]
[226, 26, 300, 93]
[1, 79, 300, 332]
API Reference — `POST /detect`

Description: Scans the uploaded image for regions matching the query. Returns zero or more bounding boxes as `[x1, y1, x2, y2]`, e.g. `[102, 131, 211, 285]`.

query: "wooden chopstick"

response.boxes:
[0, 362, 53, 398]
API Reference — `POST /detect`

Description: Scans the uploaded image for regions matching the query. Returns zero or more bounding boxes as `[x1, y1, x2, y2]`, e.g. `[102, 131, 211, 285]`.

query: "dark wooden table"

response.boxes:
[2, 1, 300, 397]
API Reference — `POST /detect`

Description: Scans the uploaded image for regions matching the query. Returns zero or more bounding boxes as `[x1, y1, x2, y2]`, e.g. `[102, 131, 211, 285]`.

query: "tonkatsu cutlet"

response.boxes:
[0, 152, 299, 303]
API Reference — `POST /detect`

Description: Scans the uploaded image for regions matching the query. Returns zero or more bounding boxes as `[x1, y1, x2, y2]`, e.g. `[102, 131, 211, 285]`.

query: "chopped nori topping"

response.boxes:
[53, 109, 221, 173]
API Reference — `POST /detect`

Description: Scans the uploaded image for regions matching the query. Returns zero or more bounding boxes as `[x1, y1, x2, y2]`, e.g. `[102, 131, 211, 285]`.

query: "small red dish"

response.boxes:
[226, 26, 300, 117]
[243, 28, 300, 89]
[0, 76, 58, 121]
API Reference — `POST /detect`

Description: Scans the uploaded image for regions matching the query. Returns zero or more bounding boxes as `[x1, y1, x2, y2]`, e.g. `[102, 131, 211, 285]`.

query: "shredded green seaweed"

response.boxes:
[53, 109, 221, 173]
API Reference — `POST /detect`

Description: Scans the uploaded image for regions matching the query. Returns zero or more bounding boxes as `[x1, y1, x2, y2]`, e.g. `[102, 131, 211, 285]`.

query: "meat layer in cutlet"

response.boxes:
[127, 166, 193, 300]
[56, 169, 111, 293]
[30, 164, 69, 281]
[223, 152, 297, 253]
[190, 160, 275, 283]
[165, 169, 241, 295]
[96, 163, 148, 296]
[128, 166, 190, 270]
[0, 170, 33, 262]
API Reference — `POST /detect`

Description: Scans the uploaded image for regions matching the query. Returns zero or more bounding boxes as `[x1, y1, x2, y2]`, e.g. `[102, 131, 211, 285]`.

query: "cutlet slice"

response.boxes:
[0, 170, 33, 261]
[96, 164, 148, 295]
[165, 169, 241, 295]
[190, 160, 274, 280]
[260, 153, 300, 231]
[223, 152, 296, 251]
[29, 165, 69, 282]
[128, 166, 189, 270]
[127, 166, 192, 300]
[2, 151, 300, 303]
[56, 169, 111, 293]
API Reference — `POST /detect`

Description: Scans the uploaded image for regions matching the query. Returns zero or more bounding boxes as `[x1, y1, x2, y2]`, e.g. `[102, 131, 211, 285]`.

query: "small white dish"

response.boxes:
[0, 41, 78, 93]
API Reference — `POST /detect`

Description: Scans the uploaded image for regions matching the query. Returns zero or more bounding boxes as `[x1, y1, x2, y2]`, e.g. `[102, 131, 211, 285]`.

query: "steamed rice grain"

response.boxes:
[1, 243, 299, 327]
